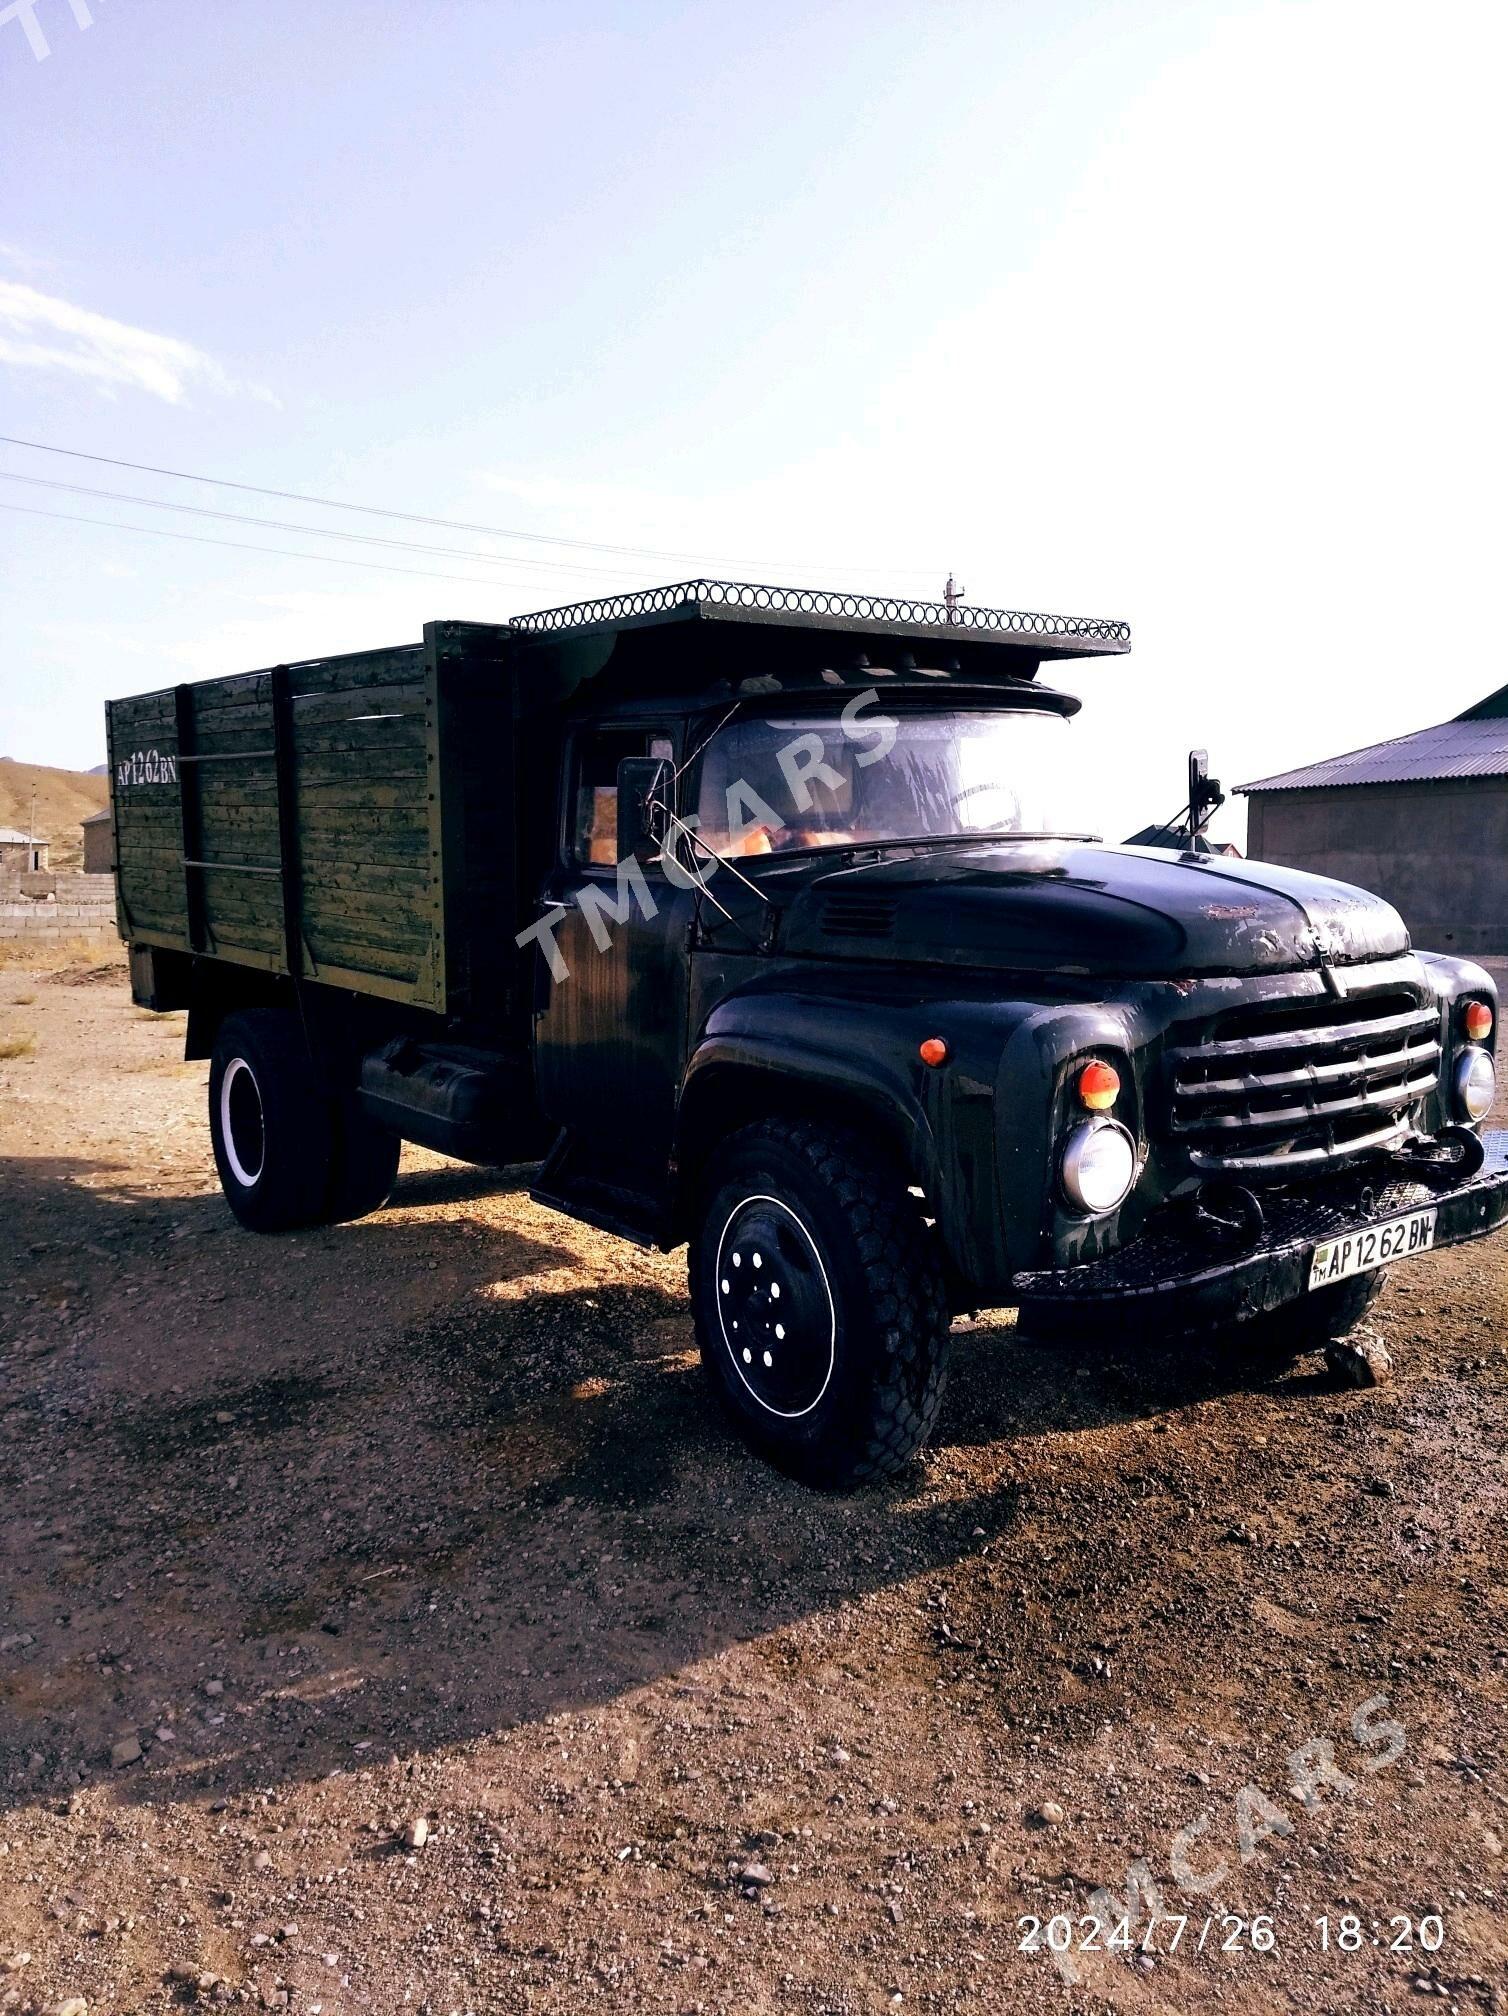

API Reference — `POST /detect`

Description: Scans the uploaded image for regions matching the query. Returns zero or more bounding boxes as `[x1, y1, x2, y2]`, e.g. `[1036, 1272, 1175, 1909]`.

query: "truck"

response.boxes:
[106, 579, 1508, 1485]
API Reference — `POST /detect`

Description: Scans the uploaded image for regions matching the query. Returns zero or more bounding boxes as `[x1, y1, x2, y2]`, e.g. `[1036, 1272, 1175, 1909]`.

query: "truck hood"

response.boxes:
[772, 840, 1410, 979]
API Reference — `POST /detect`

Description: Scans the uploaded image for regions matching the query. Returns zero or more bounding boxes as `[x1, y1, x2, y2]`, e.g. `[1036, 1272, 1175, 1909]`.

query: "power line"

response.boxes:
[0, 433, 944, 581]
[0, 500, 593, 593]
[0, 470, 663, 581]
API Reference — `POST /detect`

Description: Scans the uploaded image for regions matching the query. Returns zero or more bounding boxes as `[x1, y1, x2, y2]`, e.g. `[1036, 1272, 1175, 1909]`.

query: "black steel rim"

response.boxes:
[714, 1194, 836, 1418]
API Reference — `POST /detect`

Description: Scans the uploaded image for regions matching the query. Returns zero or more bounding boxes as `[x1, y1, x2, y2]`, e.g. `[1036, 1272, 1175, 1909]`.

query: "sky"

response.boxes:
[2, 0, 1505, 850]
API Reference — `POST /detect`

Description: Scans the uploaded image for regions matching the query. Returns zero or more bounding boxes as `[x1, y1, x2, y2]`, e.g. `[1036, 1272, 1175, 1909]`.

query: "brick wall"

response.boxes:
[0, 873, 119, 944]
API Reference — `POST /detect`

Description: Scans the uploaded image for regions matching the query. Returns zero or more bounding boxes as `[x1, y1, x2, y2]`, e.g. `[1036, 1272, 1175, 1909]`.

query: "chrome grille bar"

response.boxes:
[1168, 990, 1442, 1175]
[1173, 1033, 1441, 1104]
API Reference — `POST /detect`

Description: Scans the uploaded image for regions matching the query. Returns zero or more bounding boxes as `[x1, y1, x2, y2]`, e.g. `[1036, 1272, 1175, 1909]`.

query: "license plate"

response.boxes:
[1308, 1206, 1438, 1289]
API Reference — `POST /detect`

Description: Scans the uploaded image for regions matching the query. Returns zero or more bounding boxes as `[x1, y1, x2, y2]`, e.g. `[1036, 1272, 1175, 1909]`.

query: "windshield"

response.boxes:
[694, 707, 1096, 856]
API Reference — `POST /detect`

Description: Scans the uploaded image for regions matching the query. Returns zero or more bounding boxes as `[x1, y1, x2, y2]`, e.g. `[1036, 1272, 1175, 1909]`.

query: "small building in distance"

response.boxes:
[0, 828, 49, 879]
[81, 807, 115, 875]
[1239, 681, 1508, 957]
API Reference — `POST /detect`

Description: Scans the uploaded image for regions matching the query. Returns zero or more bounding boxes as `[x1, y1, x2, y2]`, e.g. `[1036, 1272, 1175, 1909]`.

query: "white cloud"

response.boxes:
[0, 280, 277, 406]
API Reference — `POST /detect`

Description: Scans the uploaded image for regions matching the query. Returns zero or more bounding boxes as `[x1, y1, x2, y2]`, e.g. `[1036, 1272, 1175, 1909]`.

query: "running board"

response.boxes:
[530, 1133, 669, 1249]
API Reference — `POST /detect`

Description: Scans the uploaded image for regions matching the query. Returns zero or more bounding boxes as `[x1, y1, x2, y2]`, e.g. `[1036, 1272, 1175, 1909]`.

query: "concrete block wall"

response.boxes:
[0, 873, 120, 945]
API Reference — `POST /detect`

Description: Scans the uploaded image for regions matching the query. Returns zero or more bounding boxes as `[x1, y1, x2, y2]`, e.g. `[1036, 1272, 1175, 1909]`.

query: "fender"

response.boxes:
[674, 983, 986, 1286]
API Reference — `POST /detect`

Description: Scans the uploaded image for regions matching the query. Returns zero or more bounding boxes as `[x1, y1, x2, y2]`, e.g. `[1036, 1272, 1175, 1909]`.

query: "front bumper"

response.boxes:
[1013, 1130, 1508, 1329]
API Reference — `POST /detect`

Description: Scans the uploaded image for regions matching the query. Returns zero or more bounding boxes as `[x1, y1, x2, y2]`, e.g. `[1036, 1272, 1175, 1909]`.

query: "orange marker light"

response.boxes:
[1464, 1000, 1494, 1042]
[1077, 1059, 1121, 1111]
[919, 1037, 949, 1068]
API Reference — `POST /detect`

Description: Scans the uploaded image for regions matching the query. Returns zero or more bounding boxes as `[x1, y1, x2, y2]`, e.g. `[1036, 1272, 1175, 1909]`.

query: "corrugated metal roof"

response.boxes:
[1240, 687, 1508, 794]
[0, 828, 37, 844]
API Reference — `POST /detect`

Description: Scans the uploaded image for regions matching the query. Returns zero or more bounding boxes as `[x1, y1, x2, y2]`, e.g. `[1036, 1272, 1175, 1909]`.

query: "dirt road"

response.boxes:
[2, 958, 1505, 2015]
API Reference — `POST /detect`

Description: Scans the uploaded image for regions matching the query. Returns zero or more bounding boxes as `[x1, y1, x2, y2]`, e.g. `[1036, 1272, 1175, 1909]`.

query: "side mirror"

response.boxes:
[616, 756, 673, 860]
[1187, 748, 1225, 839]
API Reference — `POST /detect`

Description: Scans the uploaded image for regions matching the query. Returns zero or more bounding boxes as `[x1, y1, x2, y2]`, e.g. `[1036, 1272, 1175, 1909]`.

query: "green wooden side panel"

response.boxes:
[108, 641, 451, 1009]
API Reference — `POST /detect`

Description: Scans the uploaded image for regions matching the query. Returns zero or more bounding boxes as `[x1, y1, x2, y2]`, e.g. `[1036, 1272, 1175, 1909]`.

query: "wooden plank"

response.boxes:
[298, 956, 427, 1005]
[189, 687, 274, 726]
[299, 837, 431, 871]
[198, 787, 281, 820]
[293, 717, 428, 758]
[294, 806, 429, 836]
[297, 839, 429, 875]
[110, 694, 178, 736]
[123, 900, 194, 937]
[290, 681, 426, 726]
[296, 859, 430, 894]
[196, 874, 283, 927]
[284, 647, 423, 695]
[198, 799, 281, 835]
[204, 921, 284, 958]
[301, 893, 435, 947]
[115, 807, 187, 841]
[301, 927, 421, 981]
[190, 720, 280, 759]
[198, 755, 427, 797]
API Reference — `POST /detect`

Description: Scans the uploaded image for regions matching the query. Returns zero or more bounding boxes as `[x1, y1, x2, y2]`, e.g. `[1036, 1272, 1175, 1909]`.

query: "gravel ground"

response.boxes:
[1, 954, 1505, 2016]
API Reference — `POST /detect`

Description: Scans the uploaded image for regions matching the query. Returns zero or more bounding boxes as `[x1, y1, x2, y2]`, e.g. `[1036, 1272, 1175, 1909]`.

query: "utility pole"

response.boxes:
[943, 573, 966, 621]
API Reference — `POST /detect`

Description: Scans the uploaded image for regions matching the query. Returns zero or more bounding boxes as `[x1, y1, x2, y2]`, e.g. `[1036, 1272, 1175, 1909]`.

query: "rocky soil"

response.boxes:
[1, 956, 1504, 2016]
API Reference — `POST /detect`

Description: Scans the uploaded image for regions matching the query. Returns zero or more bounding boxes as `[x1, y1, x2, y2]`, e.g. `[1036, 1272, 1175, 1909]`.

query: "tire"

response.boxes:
[327, 1100, 402, 1222]
[208, 1009, 335, 1233]
[690, 1120, 951, 1487]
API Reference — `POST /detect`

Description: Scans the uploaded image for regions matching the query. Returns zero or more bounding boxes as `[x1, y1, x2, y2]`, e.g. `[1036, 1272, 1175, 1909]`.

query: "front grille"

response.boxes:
[820, 890, 898, 940]
[1167, 990, 1441, 1175]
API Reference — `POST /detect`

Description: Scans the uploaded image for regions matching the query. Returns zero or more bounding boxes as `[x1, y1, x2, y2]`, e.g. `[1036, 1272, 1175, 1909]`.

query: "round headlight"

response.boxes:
[1061, 1119, 1138, 1216]
[1455, 1045, 1496, 1123]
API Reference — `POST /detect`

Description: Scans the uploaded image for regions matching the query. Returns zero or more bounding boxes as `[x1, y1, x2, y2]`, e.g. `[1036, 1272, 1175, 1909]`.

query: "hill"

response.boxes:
[0, 759, 109, 873]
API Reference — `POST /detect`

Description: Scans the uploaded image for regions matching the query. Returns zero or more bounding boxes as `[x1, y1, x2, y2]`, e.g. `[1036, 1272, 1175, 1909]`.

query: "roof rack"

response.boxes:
[509, 578, 1129, 654]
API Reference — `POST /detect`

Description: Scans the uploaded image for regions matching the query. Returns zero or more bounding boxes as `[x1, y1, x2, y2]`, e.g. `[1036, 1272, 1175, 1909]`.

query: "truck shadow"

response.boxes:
[0, 1152, 1345, 1819]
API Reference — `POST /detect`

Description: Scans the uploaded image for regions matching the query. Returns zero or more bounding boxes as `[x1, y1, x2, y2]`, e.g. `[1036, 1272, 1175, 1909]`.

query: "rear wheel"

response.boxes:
[209, 1010, 333, 1232]
[328, 1100, 402, 1222]
[691, 1120, 951, 1487]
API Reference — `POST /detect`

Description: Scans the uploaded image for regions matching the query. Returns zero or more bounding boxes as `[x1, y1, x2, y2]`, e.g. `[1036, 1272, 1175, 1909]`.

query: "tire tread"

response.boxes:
[694, 1119, 951, 1484]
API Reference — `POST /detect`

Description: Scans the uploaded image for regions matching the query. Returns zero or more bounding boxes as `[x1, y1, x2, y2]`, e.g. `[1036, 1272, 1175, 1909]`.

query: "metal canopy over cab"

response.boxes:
[511, 577, 1130, 657]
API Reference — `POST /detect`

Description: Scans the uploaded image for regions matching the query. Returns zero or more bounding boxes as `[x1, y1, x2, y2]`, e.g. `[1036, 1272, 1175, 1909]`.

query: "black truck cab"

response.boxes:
[110, 582, 1508, 1485]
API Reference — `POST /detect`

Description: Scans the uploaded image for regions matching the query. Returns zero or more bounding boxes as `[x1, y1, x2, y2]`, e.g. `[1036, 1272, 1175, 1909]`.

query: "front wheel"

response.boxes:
[690, 1120, 951, 1487]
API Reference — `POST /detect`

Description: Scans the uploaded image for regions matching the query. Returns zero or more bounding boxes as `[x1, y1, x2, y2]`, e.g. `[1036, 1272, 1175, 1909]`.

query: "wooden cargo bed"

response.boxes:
[108, 621, 518, 1016]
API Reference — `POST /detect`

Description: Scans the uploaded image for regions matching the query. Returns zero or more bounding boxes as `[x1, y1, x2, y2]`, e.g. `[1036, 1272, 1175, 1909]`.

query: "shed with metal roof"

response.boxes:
[1238, 682, 1508, 956]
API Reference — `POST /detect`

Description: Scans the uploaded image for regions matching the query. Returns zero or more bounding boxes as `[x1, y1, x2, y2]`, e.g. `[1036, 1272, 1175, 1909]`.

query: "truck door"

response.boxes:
[531, 725, 694, 1175]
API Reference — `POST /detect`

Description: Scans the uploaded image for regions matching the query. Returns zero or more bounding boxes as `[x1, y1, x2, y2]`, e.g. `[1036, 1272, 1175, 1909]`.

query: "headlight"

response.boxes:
[1060, 1119, 1138, 1216]
[1454, 1045, 1496, 1123]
